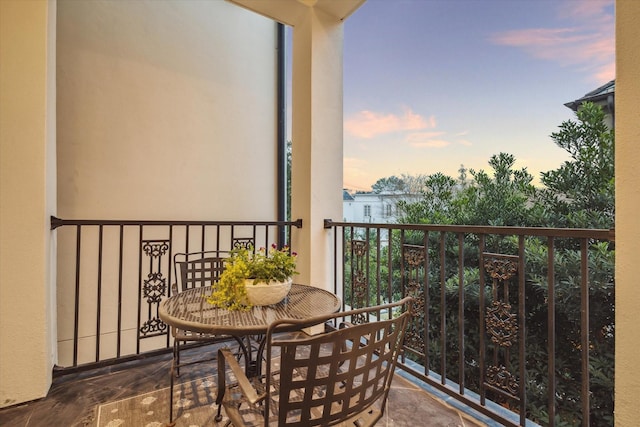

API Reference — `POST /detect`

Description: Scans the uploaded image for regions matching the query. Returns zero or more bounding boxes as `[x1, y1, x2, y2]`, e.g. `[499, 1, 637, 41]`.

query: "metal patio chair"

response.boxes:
[171, 251, 231, 375]
[169, 251, 237, 425]
[214, 297, 413, 427]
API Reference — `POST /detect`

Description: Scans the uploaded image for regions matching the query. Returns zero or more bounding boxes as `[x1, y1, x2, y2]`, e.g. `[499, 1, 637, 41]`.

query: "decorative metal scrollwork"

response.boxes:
[404, 246, 425, 267]
[142, 241, 169, 258]
[404, 278, 425, 352]
[143, 272, 166, 305]
[352, 269, 368, 325]
[406, 277, 424, 310]
[233, 238, 255, 250]
[350, 240, 369, 324]
[486, 365, 519, 395]
[486, 301, 518, 347]
[484, 257, 517, 281]
[403, 245, 426, 356]
[140, 317, 167, 335]
[140, 240, 169, 338]
[483, 253, 520, 406]
[352, 240, 367, 257]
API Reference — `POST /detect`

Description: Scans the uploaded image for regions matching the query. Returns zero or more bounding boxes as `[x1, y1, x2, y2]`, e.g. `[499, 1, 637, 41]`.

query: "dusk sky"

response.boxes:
[341, 0, 615, 191]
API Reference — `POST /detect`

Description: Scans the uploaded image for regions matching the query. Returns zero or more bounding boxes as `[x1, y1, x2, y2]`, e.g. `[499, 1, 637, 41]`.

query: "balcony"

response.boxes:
[0, 342, 487, 426]
[0, 217, 614, 426]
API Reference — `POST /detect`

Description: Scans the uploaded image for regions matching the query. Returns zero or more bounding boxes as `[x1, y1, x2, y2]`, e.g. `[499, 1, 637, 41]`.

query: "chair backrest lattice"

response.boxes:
[264, 297, 412, 427]
[173, 251, 228, 295]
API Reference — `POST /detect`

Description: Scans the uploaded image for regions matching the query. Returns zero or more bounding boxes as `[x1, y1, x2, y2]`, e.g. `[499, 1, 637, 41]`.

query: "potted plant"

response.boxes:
[207, 244, 298, 310]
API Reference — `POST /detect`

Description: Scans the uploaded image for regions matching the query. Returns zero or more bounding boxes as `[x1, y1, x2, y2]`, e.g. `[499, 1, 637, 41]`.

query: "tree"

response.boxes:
[398, 173, 429, 193]
[396, 154, 540, 227]
[457, 164, 469, 188]
[538, 102, 615, 228]
[457, 152, 540, 226]
[390, 142, 614, 424]
[396, 172, 458, 224]
[371, 175, 407, 193]
[370, 173, 429, 194]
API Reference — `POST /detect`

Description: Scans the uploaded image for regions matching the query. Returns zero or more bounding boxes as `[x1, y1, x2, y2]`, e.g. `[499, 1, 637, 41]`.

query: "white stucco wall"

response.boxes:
[54, 0, 280, 367]
[0, 0, 57, 408]
[57, 0, 278, 221]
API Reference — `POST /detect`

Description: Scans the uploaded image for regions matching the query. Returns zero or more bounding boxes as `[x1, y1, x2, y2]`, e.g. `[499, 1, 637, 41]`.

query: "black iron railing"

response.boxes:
[51, 216, 301, 372]
[324, 219, 614, 427]
[51, 216, 614, 426]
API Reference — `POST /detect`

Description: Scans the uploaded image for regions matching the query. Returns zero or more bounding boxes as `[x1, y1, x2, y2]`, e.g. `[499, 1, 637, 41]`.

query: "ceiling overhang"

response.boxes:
[227, 0, 366, 26]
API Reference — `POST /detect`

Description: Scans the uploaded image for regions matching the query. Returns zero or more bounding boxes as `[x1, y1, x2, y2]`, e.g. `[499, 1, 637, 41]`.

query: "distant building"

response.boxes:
[565, 79, 615, 128]
[342, 190, 420, 223]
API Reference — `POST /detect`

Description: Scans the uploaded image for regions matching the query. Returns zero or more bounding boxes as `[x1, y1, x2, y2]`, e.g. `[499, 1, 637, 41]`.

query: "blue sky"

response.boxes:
[342, 0, 615, 191]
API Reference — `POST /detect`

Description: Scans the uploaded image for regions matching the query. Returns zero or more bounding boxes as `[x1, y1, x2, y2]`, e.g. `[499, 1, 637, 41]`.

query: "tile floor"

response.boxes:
[0, 344, 488, 427]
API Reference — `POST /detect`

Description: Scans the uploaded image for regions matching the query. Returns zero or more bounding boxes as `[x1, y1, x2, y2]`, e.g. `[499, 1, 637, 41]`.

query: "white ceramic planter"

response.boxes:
[244, 277, 292, 306]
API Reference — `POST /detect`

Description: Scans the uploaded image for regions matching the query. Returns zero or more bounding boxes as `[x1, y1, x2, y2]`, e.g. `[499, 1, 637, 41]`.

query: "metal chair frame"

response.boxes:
[171, 251, 231, 372]
[168, 250, 241, 426]
[215, 297, 413, 427]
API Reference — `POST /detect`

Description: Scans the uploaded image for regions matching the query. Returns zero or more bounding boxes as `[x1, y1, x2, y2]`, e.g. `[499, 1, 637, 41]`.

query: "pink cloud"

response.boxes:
[490, 28, 610, 65]
[345, 108, 436, 139]
[595, 62, 615, 83]
[558, 0, 613, 21]
[491, 28, 585, 49]
[407, 132, 450, 148]
[489, 1, 614, 83]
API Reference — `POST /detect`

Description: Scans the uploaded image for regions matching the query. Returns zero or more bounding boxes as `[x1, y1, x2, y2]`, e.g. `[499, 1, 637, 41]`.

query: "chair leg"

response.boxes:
[215, 351, 225, 423]
[215, 405, 224, 422]
[168, 360, 176, 427]
[174, 339, 181, 377]
[176, 340, 180, 377]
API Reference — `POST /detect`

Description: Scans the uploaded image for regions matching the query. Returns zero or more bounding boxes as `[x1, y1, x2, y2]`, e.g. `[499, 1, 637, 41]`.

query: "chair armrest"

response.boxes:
[217, 348, 265, 405]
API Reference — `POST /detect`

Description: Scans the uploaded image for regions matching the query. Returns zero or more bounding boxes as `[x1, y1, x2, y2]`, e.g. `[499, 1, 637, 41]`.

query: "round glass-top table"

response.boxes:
[160, 284, 340, 425]
[159, 283, 342, 336]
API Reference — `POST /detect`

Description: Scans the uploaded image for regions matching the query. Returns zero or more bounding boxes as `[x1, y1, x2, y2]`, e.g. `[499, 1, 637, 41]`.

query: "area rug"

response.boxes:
[95, 376, 225, 427]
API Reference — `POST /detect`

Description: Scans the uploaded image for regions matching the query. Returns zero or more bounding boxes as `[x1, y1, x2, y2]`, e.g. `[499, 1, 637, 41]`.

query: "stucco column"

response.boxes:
[615, 0, 640, 423]
[227, 0, 364, 291]
[289, 9, 344, 290]
[0, 0, 57, 407]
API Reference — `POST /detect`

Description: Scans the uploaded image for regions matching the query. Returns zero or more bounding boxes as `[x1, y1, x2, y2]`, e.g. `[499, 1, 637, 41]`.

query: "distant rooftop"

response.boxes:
[565, 80, 615, 111]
